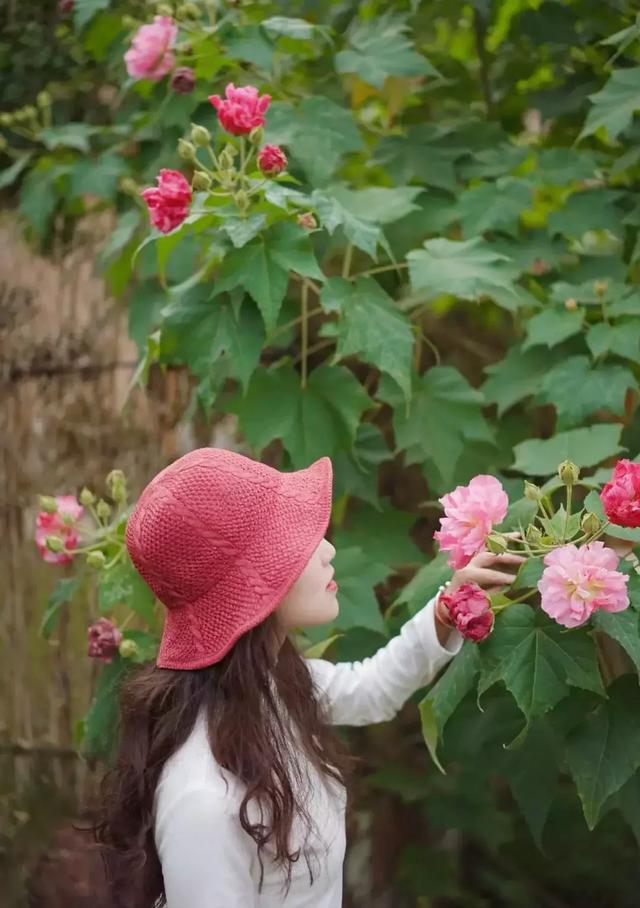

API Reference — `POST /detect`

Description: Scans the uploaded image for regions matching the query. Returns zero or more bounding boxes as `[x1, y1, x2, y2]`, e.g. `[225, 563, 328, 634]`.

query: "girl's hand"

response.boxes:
[448, 535, 526, 598]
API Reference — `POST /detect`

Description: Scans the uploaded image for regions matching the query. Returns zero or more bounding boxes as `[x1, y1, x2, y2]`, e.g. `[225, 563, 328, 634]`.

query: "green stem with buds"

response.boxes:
[300, 279, 309, 388]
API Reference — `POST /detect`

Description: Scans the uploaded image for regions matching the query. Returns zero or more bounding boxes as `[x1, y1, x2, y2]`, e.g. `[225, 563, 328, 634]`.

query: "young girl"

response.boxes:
[95, 447, 523, 907]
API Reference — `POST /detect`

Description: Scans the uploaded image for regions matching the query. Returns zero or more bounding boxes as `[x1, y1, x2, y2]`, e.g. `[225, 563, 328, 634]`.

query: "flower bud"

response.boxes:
[96, 499, 112, 521]
[38, 495, 59, 514]
[297, 212, 317, 231]
[192, 170, 212, 191]
[118, 638, 140, 659]
[155, 3, 173, 15]
[594, 279, 608, 296]
[106, 469, 126, 503]
[581, 512, 600, 536]
[525, 525, 542, 545]
[0, 112, 12, 126]
[523, 481, 542, 501]
[119, 177, 139, 196]
[37, 91, 51, 108]
[234, 189, 249, 211]
[79, 487, 96, 507]
[171, 67, 196, 95]
[177, 2, 200, 18]
[486, 533, 508, 554]
[190, 124, 211, 148]
[178, 138, 197, 162]
[564, 297, 577, 311]
[220, 143, 237, 164]
[45, 535, 65, 553]
[248, 126, 264, 146]
[121, 15, 139, 28]
[86, 550, 107, 568]
[24, 105, 38, 120]
[0, 136, 8, 152]
[558, 460, 580, 486]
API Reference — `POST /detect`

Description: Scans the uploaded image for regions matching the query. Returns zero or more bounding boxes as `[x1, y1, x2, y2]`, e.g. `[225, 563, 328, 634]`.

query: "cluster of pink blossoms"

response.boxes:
[35, 495, 84, 564]
[434, 460, 640, 638]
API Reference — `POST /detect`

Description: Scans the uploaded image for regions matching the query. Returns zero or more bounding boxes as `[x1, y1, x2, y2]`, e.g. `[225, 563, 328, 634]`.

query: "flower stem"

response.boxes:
[563, 483, 572, 542]
[342, 243, 353, 279]
[300, 279, 309, 388]
[354, 261, 408, 279]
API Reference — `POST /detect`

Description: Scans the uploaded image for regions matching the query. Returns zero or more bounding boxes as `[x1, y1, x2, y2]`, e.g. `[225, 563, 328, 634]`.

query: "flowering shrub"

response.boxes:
[7, 0, 640, 873]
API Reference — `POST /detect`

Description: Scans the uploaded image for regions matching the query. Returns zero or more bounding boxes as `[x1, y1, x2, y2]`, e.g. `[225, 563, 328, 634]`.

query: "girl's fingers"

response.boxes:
[477, 568, 520, 586]
[493, 553, 526, 565]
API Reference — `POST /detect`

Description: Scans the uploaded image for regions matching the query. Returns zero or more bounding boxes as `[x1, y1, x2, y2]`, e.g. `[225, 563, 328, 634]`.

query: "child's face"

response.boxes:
[275, 537, 339, 630]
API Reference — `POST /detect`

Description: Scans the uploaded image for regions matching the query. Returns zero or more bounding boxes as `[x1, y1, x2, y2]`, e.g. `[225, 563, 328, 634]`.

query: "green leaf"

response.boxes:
[69, 151, 127, 199]
[579, 67, 640, 141]
[325, 184, 424, 226]
[333, 501, 422, 571]
[261, 16, 328, 41]
[265, 96, 364, 185]
[583, 489, 640, 544]
[407, 237, 518, 302]
[479, 604, 604, 727]
[502, 719, 558, 849]
[482, 344, 564, 416]
[230, 364, 372, 467]
[457, 177, 532, 238]
[40, 123, 96, 152]
[332, 277, 414, 402]
[81, 656, 129, 763]
[335, 10, 438, 88]
[419, 643, 481, 771]
[388, 366, 495, 490]
[216, 222, 324, 332]
[547, 190, 624, 238]
[98, 560, 157, 625]
[511, 424, 625, 476]
[330, 546, 389, 634]
[592, 609, 640, 674]
[19, 166, 59, 238]
[40, 577, 80, 639]
[221, 213, 266, 248]
[522, 308, 584, 351]
[374, 124, 460, 192]
[566, 676, 640, 828]
[537, 356, 637, 429]
[392, 551, 452, 617]
[586, 320, 640, 362]
[311, 190, 381, 258]
[0, 153, 33, 190]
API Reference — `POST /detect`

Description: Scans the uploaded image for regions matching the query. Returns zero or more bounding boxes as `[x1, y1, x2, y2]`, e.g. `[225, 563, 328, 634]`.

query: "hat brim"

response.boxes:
[156, 455, 333, 670]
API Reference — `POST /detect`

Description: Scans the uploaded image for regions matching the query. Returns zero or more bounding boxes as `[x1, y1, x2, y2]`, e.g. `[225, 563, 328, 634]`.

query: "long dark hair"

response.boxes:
[91, 612, 358, 908]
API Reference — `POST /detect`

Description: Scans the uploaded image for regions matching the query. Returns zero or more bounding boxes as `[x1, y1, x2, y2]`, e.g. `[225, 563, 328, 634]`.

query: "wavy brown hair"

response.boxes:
[91, 612, 358, 908]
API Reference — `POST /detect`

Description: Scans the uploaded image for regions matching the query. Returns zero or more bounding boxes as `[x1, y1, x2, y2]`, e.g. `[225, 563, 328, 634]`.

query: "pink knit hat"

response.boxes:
[125, 447, 333, 670]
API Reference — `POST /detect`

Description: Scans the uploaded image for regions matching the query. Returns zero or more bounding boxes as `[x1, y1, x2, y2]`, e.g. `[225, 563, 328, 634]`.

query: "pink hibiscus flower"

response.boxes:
[434, 475, 509, 570]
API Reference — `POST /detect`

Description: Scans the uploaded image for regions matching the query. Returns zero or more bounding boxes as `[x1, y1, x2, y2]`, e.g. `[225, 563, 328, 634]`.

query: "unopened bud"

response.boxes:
[119, 177, 139, 196]
[192, 170, 212, 191]
[86, 550, 107, 568]
[0, 112, 12, 126]
[564, 297, 577, 311]
[37, 91, 51, 108]
[177, 2, 200, 18]
[581, 512, 600, 536]
[234, 189, 249, 211]
[486, 533, 508, 554]
[0, 136, 8, 152]
[79, 487, 96, 507]
[155, 3, 173, 15]
[297, 211, 317, 231]
[121, 15, 139, 28]
[38, 495, 58, 514]
[106, 469, 126, 503]
[525, 525, 542, 545]
[178, 138, 197, 162]
[523, 481, 542, 501]
[594, 279, 608, 296]
[24, 105, 38, 120]
[118, 638, 140, 659]
[558, 460, 580, 486]
[248, 125, 264, 146]
[190, 124, 211, 148]
[45, 535, 65, 553]
[96, 499, 112, 521]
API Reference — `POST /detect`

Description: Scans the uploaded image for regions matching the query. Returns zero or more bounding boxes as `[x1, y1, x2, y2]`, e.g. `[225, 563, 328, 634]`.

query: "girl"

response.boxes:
[94, 447, 523, 907]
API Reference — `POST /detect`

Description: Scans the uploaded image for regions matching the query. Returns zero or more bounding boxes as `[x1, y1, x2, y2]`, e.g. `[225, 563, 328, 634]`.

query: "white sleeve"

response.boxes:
[155, 787, 258, 908]
[306, 587, 463, 726]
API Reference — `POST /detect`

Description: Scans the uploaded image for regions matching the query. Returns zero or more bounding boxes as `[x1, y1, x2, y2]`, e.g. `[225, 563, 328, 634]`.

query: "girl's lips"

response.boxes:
[326, 579, 338, 592]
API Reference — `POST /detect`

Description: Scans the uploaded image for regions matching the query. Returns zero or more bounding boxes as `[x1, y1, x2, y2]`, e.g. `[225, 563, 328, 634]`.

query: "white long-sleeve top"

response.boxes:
[153, 588, 463, 907]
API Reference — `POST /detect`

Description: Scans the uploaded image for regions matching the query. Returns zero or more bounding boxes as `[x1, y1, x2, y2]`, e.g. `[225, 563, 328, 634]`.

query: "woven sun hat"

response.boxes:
[124, 447, 333, 670]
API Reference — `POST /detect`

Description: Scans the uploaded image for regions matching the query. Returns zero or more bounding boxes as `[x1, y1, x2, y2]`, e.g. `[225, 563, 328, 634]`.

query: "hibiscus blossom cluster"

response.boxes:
[434, 458, 640, 641]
